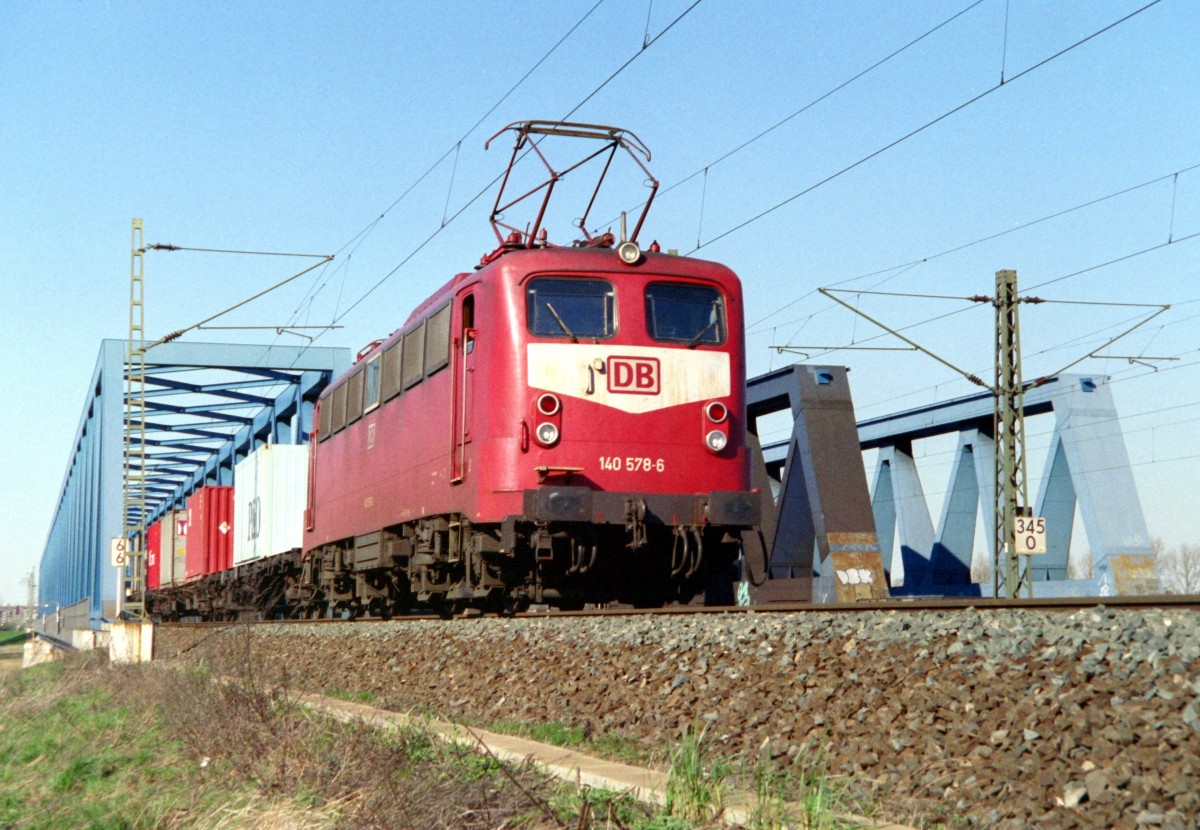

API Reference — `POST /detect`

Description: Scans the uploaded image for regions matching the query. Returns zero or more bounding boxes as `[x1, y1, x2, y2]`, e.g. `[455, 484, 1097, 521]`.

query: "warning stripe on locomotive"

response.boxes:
[527, 344, 730, 414]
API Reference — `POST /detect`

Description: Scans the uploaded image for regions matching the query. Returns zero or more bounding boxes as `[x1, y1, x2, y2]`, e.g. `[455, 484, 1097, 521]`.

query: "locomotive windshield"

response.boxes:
[645, 282, 725, 346]
[526, 277, 616, 340]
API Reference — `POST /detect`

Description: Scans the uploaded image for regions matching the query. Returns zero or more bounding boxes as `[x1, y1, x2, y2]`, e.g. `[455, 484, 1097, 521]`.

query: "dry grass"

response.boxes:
[0, 639, 672, 829]
[145, 656, 579, 828]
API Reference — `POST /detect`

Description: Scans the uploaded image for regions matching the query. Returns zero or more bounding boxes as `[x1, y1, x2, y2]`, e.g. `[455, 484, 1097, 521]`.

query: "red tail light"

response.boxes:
[705, 401, 728, 423]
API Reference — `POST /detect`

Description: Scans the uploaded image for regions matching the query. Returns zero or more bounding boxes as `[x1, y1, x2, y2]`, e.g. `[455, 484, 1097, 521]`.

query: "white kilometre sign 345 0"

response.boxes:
[1015, 516, 1048, 555]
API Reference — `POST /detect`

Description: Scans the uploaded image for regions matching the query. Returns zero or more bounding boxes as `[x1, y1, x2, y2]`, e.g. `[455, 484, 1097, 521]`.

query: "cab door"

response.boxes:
[450, 291, 476, 483]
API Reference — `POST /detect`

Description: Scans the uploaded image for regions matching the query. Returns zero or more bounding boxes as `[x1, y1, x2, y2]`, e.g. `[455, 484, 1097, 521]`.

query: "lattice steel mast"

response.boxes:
[819, 270, 1168, 597]
[993, 269, 1030, 598]
[122, 219, 147, 620]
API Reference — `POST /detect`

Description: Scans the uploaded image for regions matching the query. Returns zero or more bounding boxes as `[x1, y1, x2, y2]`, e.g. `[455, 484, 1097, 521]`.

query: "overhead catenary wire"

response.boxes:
[326, 0, 1102, 376]
[305, 0, 1173, 369]
[320, 1, 707, 329]
[132, 3, 1185, 389]
[441, 142, 462, 228]
[771, 224, 1200, 366]
[690, 0, 1166, 255]
[595, 0, 989, 232]
[756, 363, 1200, 481]
[814, 290, 1172, 383]
[756, 326, 1200, 499]
[278, 0, 1184, 429]
[262, 0, 614, 364]
[271, 0, 613, 340]
[561, 0, 703, 121]
[776, 273, 1188, 442]
[1024, 229, 1200, 292]
[143, 245, 331, 258]
[748, 161, 1200, 332]
[845, 296, 1200, 419]
[334, 0, 703, 299]
[759, 366, 1200, 454]
[144, 255, 335, 349]
[850, 336, 1200, 422]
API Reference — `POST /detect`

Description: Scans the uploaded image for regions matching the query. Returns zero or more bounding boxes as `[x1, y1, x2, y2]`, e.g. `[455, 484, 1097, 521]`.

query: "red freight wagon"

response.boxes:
[146, 520, 163, 590]
[185, 486, 234, 579]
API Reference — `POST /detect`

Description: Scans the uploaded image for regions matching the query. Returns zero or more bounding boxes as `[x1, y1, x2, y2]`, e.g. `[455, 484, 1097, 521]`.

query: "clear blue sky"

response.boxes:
[2, 1, 1197, 605]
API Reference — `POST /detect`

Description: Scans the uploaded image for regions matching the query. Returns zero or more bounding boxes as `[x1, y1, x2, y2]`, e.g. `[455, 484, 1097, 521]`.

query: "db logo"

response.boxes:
[607, 356, 660, 394]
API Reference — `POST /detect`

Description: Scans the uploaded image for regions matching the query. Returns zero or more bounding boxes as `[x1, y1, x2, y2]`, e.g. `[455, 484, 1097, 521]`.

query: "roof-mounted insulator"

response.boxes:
[576, 232, 615, 249]
[478, 231, 527, 268]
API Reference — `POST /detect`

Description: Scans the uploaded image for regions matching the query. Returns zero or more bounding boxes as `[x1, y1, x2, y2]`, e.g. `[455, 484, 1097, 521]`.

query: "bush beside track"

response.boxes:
[157, 607, 1200, 829]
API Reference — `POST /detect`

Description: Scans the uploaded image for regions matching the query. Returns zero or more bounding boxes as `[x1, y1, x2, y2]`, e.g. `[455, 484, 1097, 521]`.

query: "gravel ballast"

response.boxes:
[157, 606, 1200, 829]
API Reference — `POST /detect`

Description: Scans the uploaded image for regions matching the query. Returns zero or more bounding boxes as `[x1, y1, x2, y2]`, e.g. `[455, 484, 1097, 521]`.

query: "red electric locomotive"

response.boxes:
[298, 122, 760, 614]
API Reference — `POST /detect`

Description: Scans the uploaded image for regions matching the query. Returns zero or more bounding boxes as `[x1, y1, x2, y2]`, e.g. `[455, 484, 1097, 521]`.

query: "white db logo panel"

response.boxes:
[526, 344, 729, 414]
[607, 356, 660, 395]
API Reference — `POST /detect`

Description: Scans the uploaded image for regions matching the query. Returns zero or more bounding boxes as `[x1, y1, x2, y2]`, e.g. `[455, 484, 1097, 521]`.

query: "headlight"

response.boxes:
[536, 393, 561, 416]
[536, 422, 560, 445]
[617, 240, 642, 265]
[705, 429, 728, 452]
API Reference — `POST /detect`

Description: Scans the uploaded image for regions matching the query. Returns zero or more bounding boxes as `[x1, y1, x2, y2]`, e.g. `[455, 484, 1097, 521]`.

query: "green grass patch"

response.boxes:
[0, 630, 28, 647]
[550, 784, 655, 829]
[492, 717, 587, 746]
[729, 739, 870, 830]
[323, 686, 376, 704]
[664, 721, 727, 823]
[0, 660, 260, 829]
[489, 717, 650, 765]
[788, 747, 865, 830]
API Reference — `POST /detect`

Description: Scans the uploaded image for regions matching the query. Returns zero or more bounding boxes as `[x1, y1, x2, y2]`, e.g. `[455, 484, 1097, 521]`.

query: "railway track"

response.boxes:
[156, 592, 1200, 628]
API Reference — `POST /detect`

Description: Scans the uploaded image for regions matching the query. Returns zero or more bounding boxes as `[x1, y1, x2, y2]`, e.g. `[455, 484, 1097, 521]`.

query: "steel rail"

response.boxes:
[156, 593, 1199, 629]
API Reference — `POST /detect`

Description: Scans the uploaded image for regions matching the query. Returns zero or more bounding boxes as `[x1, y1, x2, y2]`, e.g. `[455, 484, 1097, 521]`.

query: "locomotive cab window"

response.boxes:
[526, 277, 615, 341]
[645, 282, 725, 346]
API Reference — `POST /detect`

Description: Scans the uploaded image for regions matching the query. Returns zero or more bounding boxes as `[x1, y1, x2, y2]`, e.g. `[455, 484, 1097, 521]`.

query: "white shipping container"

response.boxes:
[164, 509, 188, 586]
[233, 443, 310, 564]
